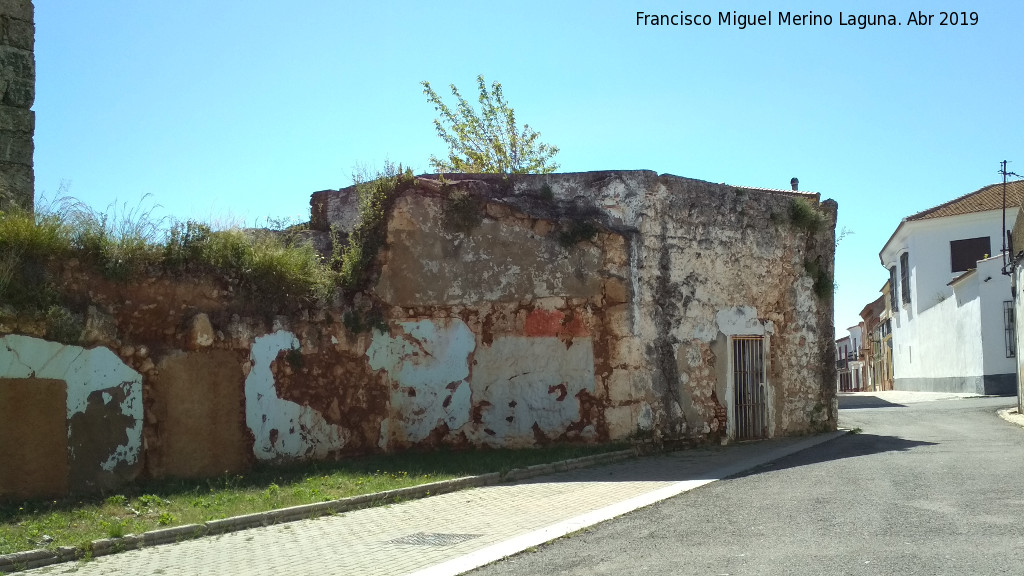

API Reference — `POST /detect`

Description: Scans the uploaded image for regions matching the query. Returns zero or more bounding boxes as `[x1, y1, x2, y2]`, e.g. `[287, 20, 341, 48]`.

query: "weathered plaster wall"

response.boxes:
[373, 172, 837, 441]
[366, 188, 635, 449]
[0, 0, 33, 212]
[1, 170, 836, 499]
[0, 334, 143, 492]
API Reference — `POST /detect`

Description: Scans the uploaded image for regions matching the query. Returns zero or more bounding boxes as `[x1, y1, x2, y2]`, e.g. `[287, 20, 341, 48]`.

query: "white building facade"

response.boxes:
[879, 183, 1020, 394]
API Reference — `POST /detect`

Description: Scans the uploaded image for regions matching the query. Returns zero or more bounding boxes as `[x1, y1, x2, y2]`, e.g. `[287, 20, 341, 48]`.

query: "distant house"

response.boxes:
[836, 324, 867, 392]
[879, 180, 1024, 394]
[859, 294, 892, 391]
[836, 334, 853, 391]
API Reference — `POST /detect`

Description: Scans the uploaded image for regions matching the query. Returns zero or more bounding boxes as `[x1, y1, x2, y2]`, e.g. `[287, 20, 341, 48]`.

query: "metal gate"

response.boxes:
[733, 336, 767, 440]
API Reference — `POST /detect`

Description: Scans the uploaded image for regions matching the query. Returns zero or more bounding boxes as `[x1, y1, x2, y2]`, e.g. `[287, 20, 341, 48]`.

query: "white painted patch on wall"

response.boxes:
[470, 336, 596, 446]
[637, 403, 654, 430]
[714, 306, 775, 337]
[0, 334, 143, 471]
[245, 330, 347, 460]
[367, 319, 475, 445]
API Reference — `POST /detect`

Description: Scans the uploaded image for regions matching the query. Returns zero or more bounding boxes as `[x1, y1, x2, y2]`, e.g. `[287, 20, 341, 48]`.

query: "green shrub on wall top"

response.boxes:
[0, 191, 340, 314]
[441, 188, 483, 234]
[789, 198, 826, 233]
[334, 162, 415, 290]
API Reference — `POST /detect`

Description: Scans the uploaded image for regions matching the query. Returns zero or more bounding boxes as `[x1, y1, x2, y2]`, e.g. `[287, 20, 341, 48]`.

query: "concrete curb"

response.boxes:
[0, 449, 635, 573]
[997, 406, 1024, 428]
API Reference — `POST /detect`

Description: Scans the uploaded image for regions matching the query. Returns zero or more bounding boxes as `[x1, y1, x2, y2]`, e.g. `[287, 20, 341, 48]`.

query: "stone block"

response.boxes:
[605, 368, 645, 404]
[608, 335, 644, 368]
[604, 404, 639, 439]
[604, 234, 629, 267]
[484, 202, 511, 219]
[1, 76, 31, 107]
[1, 15, 33, 51]
[603, 276, 629, 305]
[0, 160, 31, 210]
[0, 131, 32, 164]
[604, 303, 633, 338]
[80, 305, 117, 347]
[0, 0, 33, 23]
[189, 312, 215, 349]
[0, 103, 31, 132]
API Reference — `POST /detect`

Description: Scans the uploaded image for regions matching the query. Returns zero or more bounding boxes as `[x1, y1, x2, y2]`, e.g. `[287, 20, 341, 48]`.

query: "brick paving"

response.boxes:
[21, 433, 843, 576]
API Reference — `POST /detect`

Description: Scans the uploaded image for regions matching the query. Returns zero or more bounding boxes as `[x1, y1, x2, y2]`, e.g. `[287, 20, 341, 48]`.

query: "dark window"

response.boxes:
[950, 237, 991, 273]
[900, 253, 911, 304]
[1005, 301, 1016, 358]
[888, 269, 898, 312]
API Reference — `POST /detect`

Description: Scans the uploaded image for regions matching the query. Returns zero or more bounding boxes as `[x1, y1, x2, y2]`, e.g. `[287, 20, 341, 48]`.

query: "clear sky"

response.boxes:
[33, 0, 1024, 335]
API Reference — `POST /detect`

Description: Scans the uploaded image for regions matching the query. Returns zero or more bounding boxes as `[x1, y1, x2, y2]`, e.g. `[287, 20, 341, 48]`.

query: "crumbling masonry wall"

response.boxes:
[0, 170, 836, 499]
[315, 171, 838, 443]
[0, 0, 33, 212]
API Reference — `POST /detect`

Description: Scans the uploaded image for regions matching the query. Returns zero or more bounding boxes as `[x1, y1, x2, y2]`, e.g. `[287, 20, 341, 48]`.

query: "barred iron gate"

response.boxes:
[733, 336, 767, 440]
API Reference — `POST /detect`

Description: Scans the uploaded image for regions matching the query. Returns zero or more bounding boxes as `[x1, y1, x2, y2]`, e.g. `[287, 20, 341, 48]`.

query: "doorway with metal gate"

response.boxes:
[732, 336, 768, 440]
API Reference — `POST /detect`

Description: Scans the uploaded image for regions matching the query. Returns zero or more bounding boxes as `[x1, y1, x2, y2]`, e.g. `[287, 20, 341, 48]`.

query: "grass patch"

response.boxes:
[0, 443, 626, 556]
[0, 194, 338, 313]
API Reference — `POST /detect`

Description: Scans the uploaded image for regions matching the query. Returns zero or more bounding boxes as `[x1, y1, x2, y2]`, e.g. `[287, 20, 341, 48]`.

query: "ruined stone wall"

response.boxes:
[370, 171, 839, 443]
[1, 170, 836, 499]
[0, 0, 33, 212]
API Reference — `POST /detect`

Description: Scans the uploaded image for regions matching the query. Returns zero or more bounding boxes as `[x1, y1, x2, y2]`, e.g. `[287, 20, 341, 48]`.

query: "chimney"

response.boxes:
[790, 177, 799, 191]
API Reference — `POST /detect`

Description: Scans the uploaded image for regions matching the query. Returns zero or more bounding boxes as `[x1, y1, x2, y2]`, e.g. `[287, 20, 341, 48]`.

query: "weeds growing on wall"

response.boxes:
[441, 187, 483, 234]
[804, 258, 833, 300]
[557, 219, 599, 247]
[788, 198, 826, 233]
[334, 162, 415, 290]
[537, 183, 555, 201]
[0, 193, 339, 315]
[341, 304, 387, 334]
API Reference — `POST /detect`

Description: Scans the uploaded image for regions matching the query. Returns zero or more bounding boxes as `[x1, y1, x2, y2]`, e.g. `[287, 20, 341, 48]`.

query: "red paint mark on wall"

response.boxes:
[524, 310, 589, 338]
[525, 310, 564, 337]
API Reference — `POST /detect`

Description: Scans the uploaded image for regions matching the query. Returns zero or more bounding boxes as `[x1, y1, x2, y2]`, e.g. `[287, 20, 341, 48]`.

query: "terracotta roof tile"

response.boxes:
[907, 180, 1024, 221]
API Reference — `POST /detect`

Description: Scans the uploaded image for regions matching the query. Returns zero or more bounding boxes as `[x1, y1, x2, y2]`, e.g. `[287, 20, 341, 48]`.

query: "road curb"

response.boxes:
[0, 449, 635, 573]
[997, 406, 1024, 428]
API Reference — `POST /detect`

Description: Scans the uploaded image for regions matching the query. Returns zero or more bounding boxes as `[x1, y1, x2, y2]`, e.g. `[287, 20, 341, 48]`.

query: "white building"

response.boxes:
[836, 335, 852, 391]
[879, 181, 1021, 394]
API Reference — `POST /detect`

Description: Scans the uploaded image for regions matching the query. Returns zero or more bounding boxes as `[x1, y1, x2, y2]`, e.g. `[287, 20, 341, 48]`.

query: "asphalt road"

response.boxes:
[468, 395, 1024, 576]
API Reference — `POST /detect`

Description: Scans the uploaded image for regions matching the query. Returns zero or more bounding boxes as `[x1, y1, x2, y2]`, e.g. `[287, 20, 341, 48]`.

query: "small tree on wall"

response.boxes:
[421, 75, 560, 174]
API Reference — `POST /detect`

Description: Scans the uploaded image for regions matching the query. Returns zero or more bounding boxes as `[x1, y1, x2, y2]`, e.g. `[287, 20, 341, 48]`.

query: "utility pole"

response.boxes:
[1000, 160, 1020, 275]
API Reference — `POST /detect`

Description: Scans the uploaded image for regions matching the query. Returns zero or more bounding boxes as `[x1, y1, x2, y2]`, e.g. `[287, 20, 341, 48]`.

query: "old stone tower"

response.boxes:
[0, 0, 33, 212]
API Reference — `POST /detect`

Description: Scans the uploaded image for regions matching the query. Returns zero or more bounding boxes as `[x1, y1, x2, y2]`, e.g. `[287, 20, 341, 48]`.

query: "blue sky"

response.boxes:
[34, 1, 1024, 334]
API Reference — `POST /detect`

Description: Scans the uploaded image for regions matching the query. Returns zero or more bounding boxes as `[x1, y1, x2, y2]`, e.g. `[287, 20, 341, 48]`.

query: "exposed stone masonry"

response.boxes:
[0, 0, 33, 212]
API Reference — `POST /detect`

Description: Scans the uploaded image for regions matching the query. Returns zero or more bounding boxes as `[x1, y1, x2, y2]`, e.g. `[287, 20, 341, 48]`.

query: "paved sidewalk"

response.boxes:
[21, 432, 845, 576]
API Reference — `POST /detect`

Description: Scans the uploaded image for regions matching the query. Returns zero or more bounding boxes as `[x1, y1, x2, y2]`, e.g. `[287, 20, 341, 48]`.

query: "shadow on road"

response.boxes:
[511, 433, 936, 485]
[838, 395, 906, 410]
[727, 432, 936, 479]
